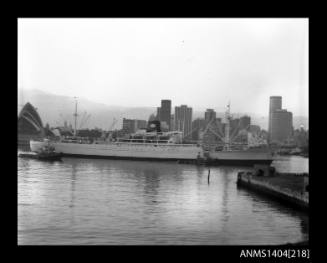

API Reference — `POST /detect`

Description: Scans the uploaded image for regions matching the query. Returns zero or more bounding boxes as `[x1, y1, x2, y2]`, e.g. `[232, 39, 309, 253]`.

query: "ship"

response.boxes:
[30, 131, 202, 161]
[30, 99, 202, 162]
[203, 103, 273, 166]
[206, 147, 273, 166]
[30, 99, 273, 166]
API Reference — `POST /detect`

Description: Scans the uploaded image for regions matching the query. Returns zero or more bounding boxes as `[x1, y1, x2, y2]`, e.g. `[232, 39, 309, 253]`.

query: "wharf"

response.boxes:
[237, 167, 309, 211]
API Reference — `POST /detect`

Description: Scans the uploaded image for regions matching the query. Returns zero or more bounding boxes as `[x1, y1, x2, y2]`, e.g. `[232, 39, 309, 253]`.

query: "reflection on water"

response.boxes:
[18, 156, 308, 245]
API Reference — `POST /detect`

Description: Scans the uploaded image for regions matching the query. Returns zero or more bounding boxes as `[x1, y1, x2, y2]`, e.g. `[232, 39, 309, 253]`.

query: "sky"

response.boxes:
[18, 18, 308, 116]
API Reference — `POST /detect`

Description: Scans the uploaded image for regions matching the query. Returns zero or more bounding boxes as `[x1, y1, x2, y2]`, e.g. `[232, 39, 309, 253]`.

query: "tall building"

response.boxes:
[268, 96, 293, 143]
[122, 118, 147, 135]
[270, 110, 293, 143]
[269, 96, 282, 113]
[156, 107, 161, 120]
[136, 120, 147, 130]
[170, 114, 175, 131]
[192, 118, 206, 141]
[205, 109, 216, 124]
[269, 96, 282, 135]
[230, 118, 240, 131]
[239, 115, 251, 130]
[174, 105, 192, 139]
[159, 100, 171, 130]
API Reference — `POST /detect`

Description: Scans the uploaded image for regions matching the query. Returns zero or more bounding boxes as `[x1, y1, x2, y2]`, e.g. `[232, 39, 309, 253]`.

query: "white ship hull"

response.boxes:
[30, 141, 272, 165]
[30, 140, 202, 161]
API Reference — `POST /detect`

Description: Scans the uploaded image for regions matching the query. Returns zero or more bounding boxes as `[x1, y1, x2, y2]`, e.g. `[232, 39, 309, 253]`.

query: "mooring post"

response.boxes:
[208, 168, 211, 184]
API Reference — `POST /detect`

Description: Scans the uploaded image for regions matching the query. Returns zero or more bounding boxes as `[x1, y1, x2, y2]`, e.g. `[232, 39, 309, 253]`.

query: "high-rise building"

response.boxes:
[239, 115, 251, 130]
[174, 105, 192, 139]
[269, 96, 282, 135]
[122, 118, 147, 135]
[230, 118, 240, 131]
[269, 96, 282, 113]
[170, 114, 175, 131]
[205, 109, 216, 124]
[191, 118, 206, 141]
[270, 110, 293, 143]
[156, 107, 161, 120]
[136, 120, 147, 130]
[122, 118, 135, 134]
[159, 100, 171, 130]
[268, 96, 293, 143]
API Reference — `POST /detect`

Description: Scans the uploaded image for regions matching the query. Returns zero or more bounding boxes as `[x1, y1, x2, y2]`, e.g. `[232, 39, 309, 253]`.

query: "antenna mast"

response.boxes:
[224, 101, 231, 151]
[73, 97, 78, 137]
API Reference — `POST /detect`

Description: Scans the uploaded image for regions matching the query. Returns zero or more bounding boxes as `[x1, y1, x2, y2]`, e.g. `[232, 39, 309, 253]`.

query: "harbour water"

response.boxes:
[18, 154, 308, 245]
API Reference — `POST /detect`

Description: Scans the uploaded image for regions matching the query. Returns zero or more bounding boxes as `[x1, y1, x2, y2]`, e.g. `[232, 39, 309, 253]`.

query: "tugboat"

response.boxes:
[19, 143, 63, 161]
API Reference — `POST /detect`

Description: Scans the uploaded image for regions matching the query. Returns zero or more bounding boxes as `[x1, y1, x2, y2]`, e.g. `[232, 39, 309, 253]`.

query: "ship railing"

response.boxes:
[30, 138, 45, 142]
[114, 141, 199, 147]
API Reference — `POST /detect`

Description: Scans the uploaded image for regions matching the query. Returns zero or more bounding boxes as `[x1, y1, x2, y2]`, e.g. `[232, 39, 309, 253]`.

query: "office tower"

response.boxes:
[174, 105, 192, 139]
[269, 96, 282, 135]
[156, 107, 161, 120]
[160, 100, 171, 130]
[270, 110, 293, 143]
[204, 109, 216, 124]
[230, 118, 240, 131]
[268, 96, 293, 143]
[122, 118, 147, 134]
[136, 120, 147, 130]
[170, 114, 175, 131]
[192, 118, 206, 141]
[239, 115, 251, 130]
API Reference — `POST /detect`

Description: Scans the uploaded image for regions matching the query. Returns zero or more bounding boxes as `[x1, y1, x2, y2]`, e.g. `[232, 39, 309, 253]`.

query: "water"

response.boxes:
[18, 155, 308, 245]
[272, 155, 308, 173]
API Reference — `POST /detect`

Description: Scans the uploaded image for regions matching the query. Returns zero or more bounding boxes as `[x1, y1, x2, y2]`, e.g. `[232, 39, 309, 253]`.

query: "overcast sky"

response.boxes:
[18, 18, 308, 116]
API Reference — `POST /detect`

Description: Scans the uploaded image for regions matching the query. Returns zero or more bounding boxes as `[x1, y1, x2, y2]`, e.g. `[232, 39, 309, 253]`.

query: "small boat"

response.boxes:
[19, 145, 63, 161]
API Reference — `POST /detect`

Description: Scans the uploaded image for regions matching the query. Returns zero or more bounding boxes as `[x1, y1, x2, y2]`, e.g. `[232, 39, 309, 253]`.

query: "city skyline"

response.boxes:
[18, 88, 309, 132]
[18, 18, 308, 117]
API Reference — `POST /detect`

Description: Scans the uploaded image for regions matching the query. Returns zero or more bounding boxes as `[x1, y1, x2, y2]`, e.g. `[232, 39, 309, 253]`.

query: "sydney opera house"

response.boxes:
[18, 102, 44, 150]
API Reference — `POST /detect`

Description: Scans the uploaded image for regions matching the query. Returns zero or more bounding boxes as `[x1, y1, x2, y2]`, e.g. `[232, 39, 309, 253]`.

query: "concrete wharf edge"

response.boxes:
[237, 173, 309, 211]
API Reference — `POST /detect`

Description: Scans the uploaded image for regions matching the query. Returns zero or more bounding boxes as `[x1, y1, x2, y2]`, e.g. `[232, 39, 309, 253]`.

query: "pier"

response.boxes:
[237, 165, 308, 211]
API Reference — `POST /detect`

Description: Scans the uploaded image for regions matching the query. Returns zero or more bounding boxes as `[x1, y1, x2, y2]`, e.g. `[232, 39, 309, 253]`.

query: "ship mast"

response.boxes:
[224, 102, 231, 151]
[73, 97, 78, 137]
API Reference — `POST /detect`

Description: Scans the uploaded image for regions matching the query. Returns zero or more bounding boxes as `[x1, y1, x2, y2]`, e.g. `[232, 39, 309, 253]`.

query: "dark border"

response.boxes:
[13, 16, 314, 262]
